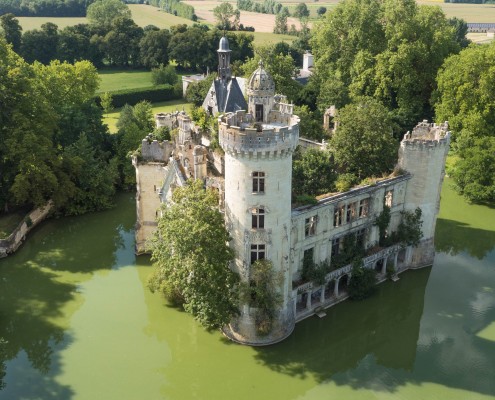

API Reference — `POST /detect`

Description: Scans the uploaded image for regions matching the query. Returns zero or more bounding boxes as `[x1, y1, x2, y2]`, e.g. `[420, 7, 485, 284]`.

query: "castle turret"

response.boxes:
[217, 36, 232, 81]
[220, 67, 299, 345]
[398, 120, 450, 267]
[202, 36, 247, 115]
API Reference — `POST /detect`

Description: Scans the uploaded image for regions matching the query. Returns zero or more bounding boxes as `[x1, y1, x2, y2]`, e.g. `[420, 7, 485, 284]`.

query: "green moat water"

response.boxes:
[0, 180, 494, 400]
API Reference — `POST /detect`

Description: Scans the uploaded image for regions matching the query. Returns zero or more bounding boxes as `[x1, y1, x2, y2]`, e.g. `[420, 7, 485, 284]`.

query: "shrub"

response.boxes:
[151, 64, 178, 86]
[96, 84, 180, 108]
[335, 173, 357, 192]
[348, 259, 377, 300]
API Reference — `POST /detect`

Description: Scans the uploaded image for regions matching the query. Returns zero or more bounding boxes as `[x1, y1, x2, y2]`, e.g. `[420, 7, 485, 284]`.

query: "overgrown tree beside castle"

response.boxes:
[310, 0, 463, 130]
[241, 44, 300, 101]
[0, 38, 117, 215]
[434, 41, 495, 202]
[148, 180, 239, 330]
[330, 97, 398, 181]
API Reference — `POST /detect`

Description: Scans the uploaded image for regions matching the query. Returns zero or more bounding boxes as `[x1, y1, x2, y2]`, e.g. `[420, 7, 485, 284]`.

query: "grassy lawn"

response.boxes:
[103, 99, 193, 133]
[244, 31, 295, 45]
[98, 69, 154, 93]
[0, 211, 27, 239]
[17, 16, 86, 31]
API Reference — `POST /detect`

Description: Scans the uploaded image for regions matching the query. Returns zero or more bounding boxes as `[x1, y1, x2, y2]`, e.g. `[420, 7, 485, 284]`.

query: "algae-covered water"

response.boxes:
[0, 180, 494, 400]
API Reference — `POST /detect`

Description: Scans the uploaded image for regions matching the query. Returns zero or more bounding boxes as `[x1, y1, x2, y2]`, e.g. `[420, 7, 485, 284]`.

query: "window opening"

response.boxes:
[305, 216, 317, 237]
[251, 244, 266, 264]
[252, 207, 265, 229]
[252, 171, 265, 193]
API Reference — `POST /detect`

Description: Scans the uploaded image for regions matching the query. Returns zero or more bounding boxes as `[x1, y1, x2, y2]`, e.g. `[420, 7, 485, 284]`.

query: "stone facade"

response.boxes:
[133, 37, 450, 345]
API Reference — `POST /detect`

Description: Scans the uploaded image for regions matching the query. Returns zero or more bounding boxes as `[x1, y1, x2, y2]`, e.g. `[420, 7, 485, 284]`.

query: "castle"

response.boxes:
[133, 37, 450, 345]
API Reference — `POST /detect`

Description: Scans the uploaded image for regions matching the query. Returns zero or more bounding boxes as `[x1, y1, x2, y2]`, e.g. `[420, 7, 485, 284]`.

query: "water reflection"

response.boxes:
[435, 218, 495, 259]
[0, 194, 135, 396]
[253, 268, 431, 382]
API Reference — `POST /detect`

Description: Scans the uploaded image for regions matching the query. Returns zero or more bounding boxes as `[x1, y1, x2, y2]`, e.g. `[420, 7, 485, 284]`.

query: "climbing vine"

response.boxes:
[242, 259, 282, 336]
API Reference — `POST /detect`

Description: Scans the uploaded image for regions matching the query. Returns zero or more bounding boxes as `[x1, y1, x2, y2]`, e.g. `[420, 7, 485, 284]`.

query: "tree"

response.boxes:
[348, 259, 377, 300]
[273, 7, 289, 34]
[397, 207, 423, 246]
[168, 24, 210, 70]
[0, 13, 22, 53]
[148, 179, 239, 330]
[139, 29, 171, 68]
[241, 44, 301, 100]
[292, 148, 337, 197]
[330, 97, 398, 179]
[57, 24, 91, 63]
[151, 64, 178, 86]
[100, 92, 113, 113]
[434, 41, 495, 202]
[104, 17, 143, 67]
[310, 0, 462, 130]
[294, 3, 309, 19]
[294, 105, 325, 141]
[316, 6, 327, 16]
[115, 101, 155, 186]
[241, 259, 282, 336]
[213, 2, 240, 30]
[86, 0, 131, 28]
[20, 22, 58, 64]
[185, 73, 216, 106]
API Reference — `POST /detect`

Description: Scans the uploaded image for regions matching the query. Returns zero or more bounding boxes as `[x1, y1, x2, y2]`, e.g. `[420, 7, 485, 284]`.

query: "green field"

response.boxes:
[98, 69, 154, 93]
[241, 31, 295, 45]
[103, 99, 193, 133]
[16, 16, 87, 31]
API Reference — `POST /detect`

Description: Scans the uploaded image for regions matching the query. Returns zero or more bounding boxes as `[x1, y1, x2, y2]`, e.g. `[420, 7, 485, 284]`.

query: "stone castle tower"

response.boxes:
[219, 62, 300, 345]
[398, 121, 450, 268]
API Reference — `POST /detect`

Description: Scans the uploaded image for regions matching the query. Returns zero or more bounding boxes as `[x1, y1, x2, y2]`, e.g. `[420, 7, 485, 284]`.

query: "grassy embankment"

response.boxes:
[0, 210, 27, 239]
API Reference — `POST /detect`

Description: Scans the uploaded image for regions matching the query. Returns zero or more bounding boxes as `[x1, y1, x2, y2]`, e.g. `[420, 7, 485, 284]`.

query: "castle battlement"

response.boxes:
[141, 136, 174, 162]
[155, 110, 188, 129]
[219, 110, 299, 156]
[403, 120, 450, 141]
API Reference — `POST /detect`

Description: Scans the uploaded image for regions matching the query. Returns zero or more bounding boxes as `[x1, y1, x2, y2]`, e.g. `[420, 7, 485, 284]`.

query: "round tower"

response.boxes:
[398, 120, 450, 268]
[220, 65, 299, 345]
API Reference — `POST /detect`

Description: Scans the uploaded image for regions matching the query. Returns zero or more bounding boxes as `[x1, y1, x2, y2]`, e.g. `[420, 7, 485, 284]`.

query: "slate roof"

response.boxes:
[203, 77, 247, 114]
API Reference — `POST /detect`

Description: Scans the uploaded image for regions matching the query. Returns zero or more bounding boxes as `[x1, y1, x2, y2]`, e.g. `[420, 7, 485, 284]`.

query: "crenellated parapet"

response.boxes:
[401, 120, 450, 150]
[219, 110, 299, 158]
[141, 136, 174, 162]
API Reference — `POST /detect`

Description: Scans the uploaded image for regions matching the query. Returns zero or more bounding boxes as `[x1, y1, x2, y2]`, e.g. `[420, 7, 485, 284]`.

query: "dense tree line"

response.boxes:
[0, 12, 254, 70]
[148, 0, 197, 21]
[0, 0, 95, 17]
[237, 0, 283, 15]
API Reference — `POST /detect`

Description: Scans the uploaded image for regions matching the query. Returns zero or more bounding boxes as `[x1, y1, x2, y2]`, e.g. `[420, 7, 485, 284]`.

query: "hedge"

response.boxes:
[97, 84, 181, 108]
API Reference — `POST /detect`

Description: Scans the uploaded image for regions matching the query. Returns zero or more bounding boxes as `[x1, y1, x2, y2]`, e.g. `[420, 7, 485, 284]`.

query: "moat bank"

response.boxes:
[0, 180, 494, 399]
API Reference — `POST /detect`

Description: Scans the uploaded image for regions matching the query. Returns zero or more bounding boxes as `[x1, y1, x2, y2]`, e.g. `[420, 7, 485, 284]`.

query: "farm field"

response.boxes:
[184, 0, 308, 32]
[103, 99, 193, 133]
[127, 4, 194, 29]
[15, 4, 193, 31]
